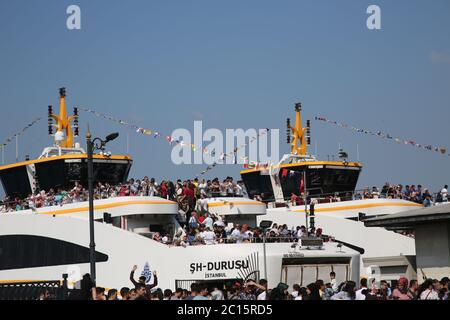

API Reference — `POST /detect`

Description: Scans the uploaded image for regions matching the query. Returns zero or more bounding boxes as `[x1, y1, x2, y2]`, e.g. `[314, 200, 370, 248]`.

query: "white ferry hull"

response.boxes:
[259, 198, 420, 276]
[0, 198, 360, 290]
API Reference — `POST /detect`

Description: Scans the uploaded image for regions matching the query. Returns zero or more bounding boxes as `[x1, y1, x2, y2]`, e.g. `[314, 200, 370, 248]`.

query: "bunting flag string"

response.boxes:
[79, 107, 271, 177]
[80, 107, 205, 154]
[195, 128, 270, 177]
[1, 117, 42, 148]
[314, 116, 449, 157]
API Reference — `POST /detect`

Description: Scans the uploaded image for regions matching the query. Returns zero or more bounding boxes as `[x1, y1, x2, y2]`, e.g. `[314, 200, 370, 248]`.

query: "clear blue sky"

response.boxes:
[1, 0, 449, 197]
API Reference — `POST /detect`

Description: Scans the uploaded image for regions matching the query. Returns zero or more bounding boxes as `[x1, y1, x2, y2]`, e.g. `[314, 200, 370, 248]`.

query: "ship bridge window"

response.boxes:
[32, 160, 131, 193]
[94, 162, 131, 183]
[65, 161, 131, 184]
[0, 235, 108, 271]
[241, 172, 274, 201]
[0, 167, 32, 199]
[279, 167, 360, 199]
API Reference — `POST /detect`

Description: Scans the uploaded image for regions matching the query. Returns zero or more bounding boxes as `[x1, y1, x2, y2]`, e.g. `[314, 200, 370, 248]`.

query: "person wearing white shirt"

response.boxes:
[420, 289, 439, 300]
[235, 183, 244, 197]
[355, 278, 368, 300]
[198, 180, 207, 196]
[297, 226, 307, 239]
[246, 279, 267, 300]
[201, 228, 216, 245]
[176, 183, 183, 197]
[420, 279, 440, 300]
[202, 214, 213, 230]
[230, 226, 243, 243]
[291, 284, 301, 298]
[257, 291, 267, 300]
[441, 185, 448, 202]
[196, 195, 209, 212]
[148, 184, 157, 197]
[330, 271, 339, 292]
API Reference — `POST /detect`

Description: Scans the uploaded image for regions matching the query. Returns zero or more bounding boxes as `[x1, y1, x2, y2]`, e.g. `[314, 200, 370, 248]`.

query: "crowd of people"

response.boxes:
[1, 176, 448, 213]
[39, 269, 449, 301]
[162, 219, 325, 247]
[0, 176, 247, 213]
[355, 183, 449, 207]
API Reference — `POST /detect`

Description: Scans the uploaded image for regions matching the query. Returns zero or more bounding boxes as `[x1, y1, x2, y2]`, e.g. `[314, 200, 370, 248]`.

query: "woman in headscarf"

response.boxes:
[269, 282, 289, 300]
[391, 277, 412, 300]
[305, 283, 322, 300]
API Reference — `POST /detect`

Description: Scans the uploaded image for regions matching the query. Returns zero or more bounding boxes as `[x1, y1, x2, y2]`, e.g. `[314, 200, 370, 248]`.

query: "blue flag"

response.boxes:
[141, 262, 152, 284]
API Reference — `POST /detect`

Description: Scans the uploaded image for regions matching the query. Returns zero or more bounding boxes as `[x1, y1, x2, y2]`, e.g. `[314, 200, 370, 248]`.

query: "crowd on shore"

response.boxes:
[38, 270, 450, 301]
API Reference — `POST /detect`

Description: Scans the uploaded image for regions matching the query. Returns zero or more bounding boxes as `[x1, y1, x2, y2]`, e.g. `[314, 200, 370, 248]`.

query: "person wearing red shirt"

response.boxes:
[160, 182, 167, 199]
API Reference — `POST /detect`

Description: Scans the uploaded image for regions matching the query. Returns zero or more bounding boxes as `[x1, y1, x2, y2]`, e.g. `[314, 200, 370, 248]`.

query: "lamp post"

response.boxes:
[303, 170, 308, 233]
[86, 129, 119, 285]
[259, 220, 273, 282]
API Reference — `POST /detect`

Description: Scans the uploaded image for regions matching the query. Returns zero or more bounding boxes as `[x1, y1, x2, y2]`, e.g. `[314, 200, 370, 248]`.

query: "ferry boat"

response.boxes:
[0, 89, 360, 292]
[241, 104, 421, 280]
[0, 88, 132, 200]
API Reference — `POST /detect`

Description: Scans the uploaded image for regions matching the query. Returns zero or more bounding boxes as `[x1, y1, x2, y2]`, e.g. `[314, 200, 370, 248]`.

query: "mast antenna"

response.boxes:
[288, 103, 308, 155]
[48, 87, 77, 148]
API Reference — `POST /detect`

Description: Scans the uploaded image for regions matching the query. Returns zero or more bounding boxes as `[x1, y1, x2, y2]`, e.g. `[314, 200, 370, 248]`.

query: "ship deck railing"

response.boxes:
[165, 235, 337, 247]
[0, 188, 437, 213]
[254, 188, 432, 208]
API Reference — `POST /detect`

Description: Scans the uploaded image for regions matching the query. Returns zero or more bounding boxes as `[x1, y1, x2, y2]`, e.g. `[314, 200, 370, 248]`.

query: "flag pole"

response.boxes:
[16, 136, 19, 162]
[303, 170, 308, 233]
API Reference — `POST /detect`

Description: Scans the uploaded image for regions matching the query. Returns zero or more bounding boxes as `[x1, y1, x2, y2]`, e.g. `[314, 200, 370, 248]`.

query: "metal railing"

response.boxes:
[0, 274, 70, 300]
[169, 234, 335, 247]
[250, 188, 438, 207]
[1, 186, 443, 213]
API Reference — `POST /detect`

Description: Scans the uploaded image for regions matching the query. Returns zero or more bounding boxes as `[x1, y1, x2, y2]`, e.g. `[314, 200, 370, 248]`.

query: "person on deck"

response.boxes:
[129, 265, 158, 295]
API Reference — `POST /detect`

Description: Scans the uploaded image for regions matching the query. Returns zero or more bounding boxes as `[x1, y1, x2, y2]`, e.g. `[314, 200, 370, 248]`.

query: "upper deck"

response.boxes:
[0, 88, 132, 198]
[240, 104, 363, 203]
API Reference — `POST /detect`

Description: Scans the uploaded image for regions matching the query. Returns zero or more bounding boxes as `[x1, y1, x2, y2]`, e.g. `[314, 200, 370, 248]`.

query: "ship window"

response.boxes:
[65, 161, 131, 184]
[241, 172, 274, 201]
[279, 167, 360, 199]
[0, 167, 32, 199]
[301, 266, 317, 286]
[32, 160, 131, 193]
[94, 163, 131, 183]
[0, 235, 108, 271]
[283, 265, 302, 287]
[333, 265, 349, 284]
[35, 160, 66, 191]
[317, 265, 331, 281]
[281, 264, 350, 287]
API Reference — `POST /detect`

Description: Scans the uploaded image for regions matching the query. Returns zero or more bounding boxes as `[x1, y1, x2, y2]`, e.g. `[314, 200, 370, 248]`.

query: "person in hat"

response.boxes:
[392, 277, 412, 300]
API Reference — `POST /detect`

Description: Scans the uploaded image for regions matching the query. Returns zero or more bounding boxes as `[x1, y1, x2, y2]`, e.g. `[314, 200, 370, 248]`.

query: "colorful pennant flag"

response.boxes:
[314, 116, 450, 158]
